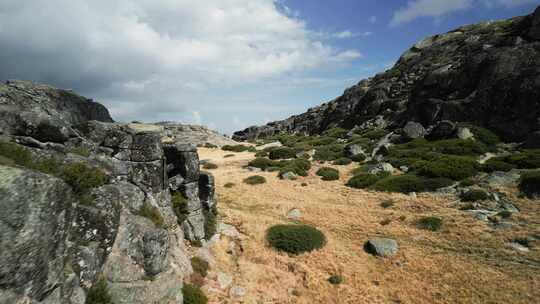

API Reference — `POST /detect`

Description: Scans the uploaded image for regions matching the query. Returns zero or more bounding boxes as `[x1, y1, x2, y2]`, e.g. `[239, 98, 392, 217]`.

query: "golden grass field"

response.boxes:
[197, 148, 540, 304]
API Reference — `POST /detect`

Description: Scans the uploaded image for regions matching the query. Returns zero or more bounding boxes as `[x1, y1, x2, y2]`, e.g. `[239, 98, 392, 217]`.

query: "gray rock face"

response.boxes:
[234, 7, 540, 143]
[344, 144, 366, 158]
[157, 122, 237, 147]
[364, 238, 398, 257]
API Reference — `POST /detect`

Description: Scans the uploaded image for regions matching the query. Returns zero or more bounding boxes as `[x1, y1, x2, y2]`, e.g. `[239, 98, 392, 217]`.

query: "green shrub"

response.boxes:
[416, 217, 443, 231]
[222, 145, 252, 152]
[0, 142, 32, 167]
[350, 154, 366, 162]
[497, 210, 513, 219]
[67, 147, 91, 157]
[313, 145, 344, 161]
[323, 127, 348, 138]
[203, 207, 218, 240]
[500, 150, 540, 169]
[417, 156, 478, 180]
[61, 163, 108, 195]
[172, 192, 189, 223]
[244, 175, 266, 185]
[459, 178, 475, 187]
[371, 175, 453, 193]
[332, 158, 352, 166]
[278, 158, 311, 177]
[34, 122, 66, 143]
[328, 275, 343, 285]
[86, 277, 113, 304]
[203, 143, 218, 148]
[224, 182, 235, 188]
[255, 150, 268, 157]
[481, 159, 516, 173]
[190, 257, 209, 277]
[360, 129, 389, 140]
[136, 202, 165, 228]
[266, 224, 326, 254]
[460, 189, 489, 202]
[182, 283, 208, 304]
[518, 171, 540, 198]
[202, 163, 218, 170]
[301, 182, 308, 187]
[346, 174, 381, 189]
[316, 167, 340, 181]
[380, 199, 395, 208]
[248, 157, 278, 170]
[459, 124, 501, 146]
[269, 147, 296, 160]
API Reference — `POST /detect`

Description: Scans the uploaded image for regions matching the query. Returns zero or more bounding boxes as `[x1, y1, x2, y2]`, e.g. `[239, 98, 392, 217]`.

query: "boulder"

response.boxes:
[403, 121, 426, 139]
[364, 238, 398, 257]
[366, 162, 394, 175]
[281, 171, 297, 180]
[457, 127, 474, 140]
[427, 121, 456, 140]
[344, 144, 366, 158]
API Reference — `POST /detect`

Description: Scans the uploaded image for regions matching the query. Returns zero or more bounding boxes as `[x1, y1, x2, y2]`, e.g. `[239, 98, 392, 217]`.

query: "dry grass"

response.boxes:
[198, 148, 540, 304]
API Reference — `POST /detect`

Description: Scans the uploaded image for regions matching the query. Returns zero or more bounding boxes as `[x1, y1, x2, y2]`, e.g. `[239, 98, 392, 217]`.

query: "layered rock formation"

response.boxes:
[234, 6, 540, 143]
[0, 80, 216, 303]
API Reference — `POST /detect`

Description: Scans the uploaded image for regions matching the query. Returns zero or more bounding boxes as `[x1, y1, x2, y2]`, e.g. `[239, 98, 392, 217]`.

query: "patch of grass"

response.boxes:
[202, 163, 218, 170]
[182, 283, 208, 304]
[0, 142, 33, 167]
[67, 147, 91, 157]
[371, 175, 454, 193]
[332, 157, 352, 165]
[266, 224, 326, 255]
[416, 217, 443, 231]
[222, 145, 254, 153]
[269, 147, 296, 160]
[224, 182, 235, 188]
[313, 144, 345, 161]
[190, 257, 209, 277]
[328, 275, 343, 285]
[460, 189, 489, 202]
[136, 202, 165, 228]
[481, 159, 516, 173]
[203, 207, 218, 240]
[172, 192, 189, 223]
[323, 127, 349, 139]
[380, 199, 395, 208]
[416, 155, 478, 180]
[61, 163, 108, 195]
[316, 167, 340, 181]
[518, 170, 540, 198]
[496, 150, 540, 169]
[243, 175, 266, 185]
[360, 129, 389, 140]
[346, 174, 381, 189]
[86, 277, 113, 304]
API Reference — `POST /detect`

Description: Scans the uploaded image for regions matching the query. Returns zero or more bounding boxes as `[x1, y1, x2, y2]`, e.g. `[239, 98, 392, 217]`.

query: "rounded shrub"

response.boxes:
[86, 277, 113, 304]
[202, 163, 218, 170]
[417, 156, 478, 180]
[190, 257, 209, 277]
[416, 216, 443, 231]
[182, 283, 208, 304]
[481, 159, 516, 173]
[248, 157, 278, 170]
[503, 150, 540, 169]
[459, 178, 475, 187]
[316, 167, 340, 181]
[328, 275, 343, 285]
[346, 174, 381, 189]
[269, 147, 297, 160]
[350, 154, 366, 162]
[519, 171, 540, 198]
[255, 150, 268, 157]
[61, 163, 108, 195]
[332, 157, 353, 166]
[243, 175, 266, 185]
[224, 182, 235, 188]
[370, 175, 453, 193]
[460, 189, 489, 202]
[266, 224, 326, 254]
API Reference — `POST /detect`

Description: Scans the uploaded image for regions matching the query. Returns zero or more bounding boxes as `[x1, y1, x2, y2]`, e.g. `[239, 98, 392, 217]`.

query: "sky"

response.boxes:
[0, 0, 539, 134]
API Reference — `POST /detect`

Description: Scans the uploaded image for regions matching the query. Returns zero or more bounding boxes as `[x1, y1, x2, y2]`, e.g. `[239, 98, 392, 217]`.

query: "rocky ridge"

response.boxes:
[0, 80, 216, 303]
[157, 122, 237, 147]
[233, 6, 540, 145]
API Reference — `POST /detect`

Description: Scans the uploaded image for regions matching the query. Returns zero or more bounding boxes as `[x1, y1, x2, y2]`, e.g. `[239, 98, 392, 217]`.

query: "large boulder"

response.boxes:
[402, 121, 426, 139]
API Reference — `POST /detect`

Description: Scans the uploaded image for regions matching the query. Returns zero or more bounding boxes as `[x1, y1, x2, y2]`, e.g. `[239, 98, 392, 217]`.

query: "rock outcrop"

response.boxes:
[234, 6, 540, 143]
[0, 81, 216, 303]
[157, 122, 237, 147]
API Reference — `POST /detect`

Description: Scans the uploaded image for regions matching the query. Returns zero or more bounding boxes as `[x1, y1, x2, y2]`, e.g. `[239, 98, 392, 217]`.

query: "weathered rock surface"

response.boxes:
[364, 238, 399, 257]
[234, 7, 540, 143]
[157, 121, 237, 147]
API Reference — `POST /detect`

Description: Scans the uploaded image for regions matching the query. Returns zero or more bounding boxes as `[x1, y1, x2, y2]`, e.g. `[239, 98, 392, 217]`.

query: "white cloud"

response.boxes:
[391, 0, 539, 26]
[369, 16, 378, 24]
[0, 0, 362, 133]
[333, 30, 373, 39]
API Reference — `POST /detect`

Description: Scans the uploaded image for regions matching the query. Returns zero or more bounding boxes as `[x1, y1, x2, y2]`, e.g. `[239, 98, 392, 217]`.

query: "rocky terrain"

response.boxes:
[233, 6, 540, 146]
[156, 122, 237, 148]
[0, 80, 219, 303]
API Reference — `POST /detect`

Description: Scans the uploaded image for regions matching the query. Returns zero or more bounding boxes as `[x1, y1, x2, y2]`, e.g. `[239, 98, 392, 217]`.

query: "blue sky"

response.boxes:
[0, 0, 539, 134]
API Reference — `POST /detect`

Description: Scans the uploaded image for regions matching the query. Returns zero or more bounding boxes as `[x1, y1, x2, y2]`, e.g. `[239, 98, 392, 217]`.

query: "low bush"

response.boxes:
[459, 178, 475, 187]
[518, 170, 540, 198]
[328, 275, 343, 285]
[244, 175, 266, 185]
[332, 157, 352, 165]
[380, 199, 395, 208]
[459, 124, 501, 146]
[182, 283, 208, 304]
[350, 154, 367, 162]
[203, 143, 217, 148]
[224, 182, 235, 188]
[481, 159, 516, 173]
[371, 175, 454, 193]
[416, 216, 443, 231]
[301, 182, 308, 187]
[316, 167, 340, 181]
[67, 147, 91, 157]
[172, 192, 189, 223]
[460, 189, 489, 202]
[417, 156, 478, 180]
[323, 127, 349, 139]
[61, 163, 108, 195]
[499, 150, 540, 169]
[136, 202, 165, 228]
[266, 224, 326, 254]
[255, 150, 268, 157]
[360, 129, 389, 140]
[346, 174, 381, 189]
[34, 122, 67, 143]
[190, 257, 209, 277]
[278, 158, 311, 177]
[203, 207, 218, 240]
[248, 157, 278, 170]
[0, 142, 32, 167]
[497, 210, 513, 219]
[86, 277, 113, 304]
[269, 147, 296, 160]
[222, 145, 254, 153]
[202, 163, 218, 170]
[313, 144, 345, 161]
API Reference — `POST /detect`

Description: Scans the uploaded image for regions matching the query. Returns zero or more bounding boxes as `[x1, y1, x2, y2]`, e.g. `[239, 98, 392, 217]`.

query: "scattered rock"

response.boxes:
[367, 162, 394, 175]
[230, 286, 247, 298]
[247, 166, 262, 172]
[364, 238, 398, 257]
[427, 121, 456, 140]
[344, 144, 366, 158]
[403, 121, 426, 139]
[281, 171, 297, 180]
[286, 208, 302, 220]
[217, 272, 233, 289]
[485, 170, 521, 186]
[456, 127, 474, 140]
[256, 141, 282, 150]
[507, 242, 530, 252]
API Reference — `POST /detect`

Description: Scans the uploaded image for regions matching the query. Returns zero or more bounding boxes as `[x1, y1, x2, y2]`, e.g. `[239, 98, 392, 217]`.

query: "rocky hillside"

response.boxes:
[233, 6, 540, 146]
[156, 122, 238, 147]
[0, 80, 216, 303]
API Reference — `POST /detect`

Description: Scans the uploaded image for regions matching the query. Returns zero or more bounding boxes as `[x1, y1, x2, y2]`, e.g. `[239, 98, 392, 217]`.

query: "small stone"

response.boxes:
[409, 192, 417, 200]
[230, 286, 247, 297]
[364, 238, 398, 257]
[247, 166, 262, 172]
[286, 208, 302, 220]
[508, 242, 529, 252]
[281, 171, 297, 180]
[456, 127, 474, 140]
[217, 272, 233, 289]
